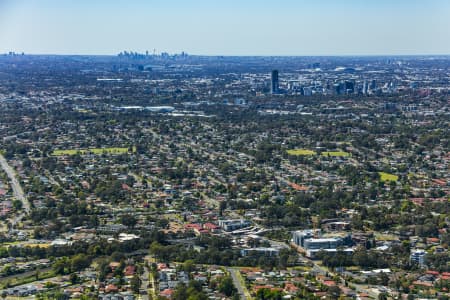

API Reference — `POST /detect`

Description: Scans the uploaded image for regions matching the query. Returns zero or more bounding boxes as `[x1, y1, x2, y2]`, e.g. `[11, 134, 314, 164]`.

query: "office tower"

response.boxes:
[333, 83, 341, 95]
[271, 70, 279, 94]
[302, 87, 312, 96]
[363, 80, 368, 95]
[344, 81, 354, 94]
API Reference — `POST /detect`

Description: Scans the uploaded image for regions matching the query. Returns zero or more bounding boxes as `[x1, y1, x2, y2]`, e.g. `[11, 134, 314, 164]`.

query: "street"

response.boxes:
[139, 264, 149, 300]
[0, 153, 30, 227]
[227, 267, 251, 300]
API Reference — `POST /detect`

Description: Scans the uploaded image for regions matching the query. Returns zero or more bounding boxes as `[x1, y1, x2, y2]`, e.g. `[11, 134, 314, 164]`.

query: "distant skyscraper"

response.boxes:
[271, 70, 279, 94]
[363, 80, 368, 95]
[344, 81, 354, 94]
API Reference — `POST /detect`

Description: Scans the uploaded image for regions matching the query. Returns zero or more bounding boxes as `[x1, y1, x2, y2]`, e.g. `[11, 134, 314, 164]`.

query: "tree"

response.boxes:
[70, 273, 79, 284]
[378, 293, 388, 300]
[149, 241, 163, 260]
[130, 275, 140, 293]
[120, 214, 137, 228]
[181, 260, 196, 273]
[218, 276, 236, 297]
[379, 272, 390, 286]
[53, 257, 70, 275]
[328, 286, 341, 300]
[256, 288, 283, 300]
[172, 283, 188, 300]
[70, 254, 91, 272]
[219, 201, 227, 216]
[12, 200, 22, 211]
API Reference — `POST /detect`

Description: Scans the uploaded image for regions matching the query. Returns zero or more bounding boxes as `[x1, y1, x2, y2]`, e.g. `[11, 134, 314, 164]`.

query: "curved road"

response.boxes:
[0, 154, 30, 226]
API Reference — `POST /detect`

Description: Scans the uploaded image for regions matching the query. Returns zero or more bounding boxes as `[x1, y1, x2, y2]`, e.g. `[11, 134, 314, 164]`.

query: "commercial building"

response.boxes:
[271, 70, 279, 94]
[292, 230, 352, 258]
[240, 247, 280, 257]
[292, 229, 319, 247]
[218, 219, 251, 232]
[410, 249, 427, 266]
[306, 248, 354, 259]
[304, 237, 343, 250]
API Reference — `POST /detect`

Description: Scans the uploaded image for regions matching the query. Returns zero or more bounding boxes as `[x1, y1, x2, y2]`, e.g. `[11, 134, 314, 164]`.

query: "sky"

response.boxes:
[0, 0, 449, 56]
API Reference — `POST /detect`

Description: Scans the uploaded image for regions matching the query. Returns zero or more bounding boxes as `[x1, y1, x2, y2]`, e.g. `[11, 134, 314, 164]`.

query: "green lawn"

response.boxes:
[375, 232, 399, 241]
[52, 147, 135, 156]
[287, 149, 317, 156]
[321, 151, 351, 157]
[0, 269, 55, 289]
[52, 149, 81, 155]
[379, 172, 399, 182]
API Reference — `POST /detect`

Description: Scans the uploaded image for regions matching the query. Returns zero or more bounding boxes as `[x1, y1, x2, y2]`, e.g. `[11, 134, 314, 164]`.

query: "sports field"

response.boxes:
[379, 172, 398, 182]
[321, 151, 351, 157]
[287, 149, 317, 156]
[52, 147, 135, 156]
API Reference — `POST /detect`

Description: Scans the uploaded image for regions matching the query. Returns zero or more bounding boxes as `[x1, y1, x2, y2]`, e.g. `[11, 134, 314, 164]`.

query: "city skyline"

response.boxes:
[1, 0, 450, 56]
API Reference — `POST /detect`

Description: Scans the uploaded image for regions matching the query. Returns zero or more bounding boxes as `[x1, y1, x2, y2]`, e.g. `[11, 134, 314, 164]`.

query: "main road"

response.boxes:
[0, 153, 30, 226]
[139, 264, 150, 300]
[227, 267, 251, 300]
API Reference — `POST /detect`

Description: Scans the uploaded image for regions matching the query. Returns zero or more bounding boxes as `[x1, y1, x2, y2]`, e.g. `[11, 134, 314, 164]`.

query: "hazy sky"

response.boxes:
[0, 0, 449, 56]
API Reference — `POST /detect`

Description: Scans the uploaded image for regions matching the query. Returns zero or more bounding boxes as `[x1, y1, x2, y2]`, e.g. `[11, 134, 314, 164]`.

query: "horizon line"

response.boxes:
[2, 52, 450, 58]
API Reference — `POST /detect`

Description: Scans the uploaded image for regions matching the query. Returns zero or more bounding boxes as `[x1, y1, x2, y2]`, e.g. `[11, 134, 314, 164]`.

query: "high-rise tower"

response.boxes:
[271, 70, 279, 94]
